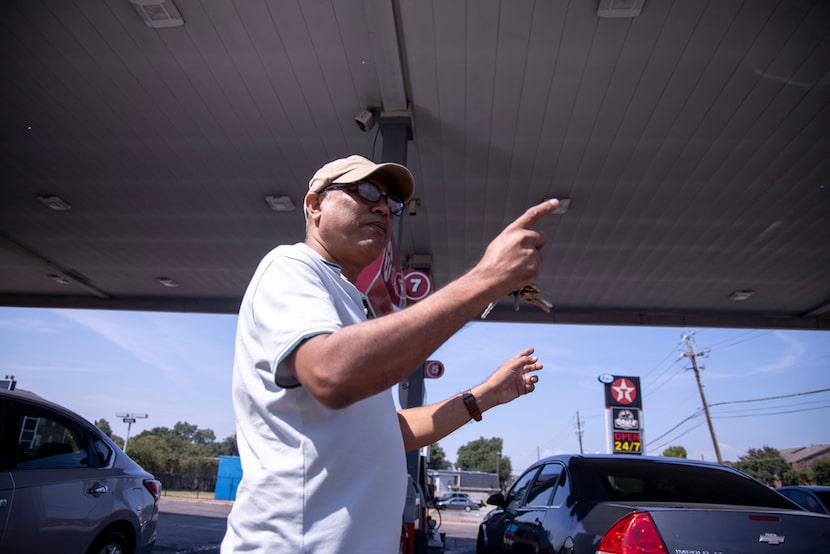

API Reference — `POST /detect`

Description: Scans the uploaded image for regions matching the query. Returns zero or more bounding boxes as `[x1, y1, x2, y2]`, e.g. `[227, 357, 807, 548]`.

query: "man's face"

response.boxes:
[308, 175, 395, 276]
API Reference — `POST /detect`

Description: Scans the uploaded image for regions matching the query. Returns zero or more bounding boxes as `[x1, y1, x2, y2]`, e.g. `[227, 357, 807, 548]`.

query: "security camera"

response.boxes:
[354, 108, 376, 133]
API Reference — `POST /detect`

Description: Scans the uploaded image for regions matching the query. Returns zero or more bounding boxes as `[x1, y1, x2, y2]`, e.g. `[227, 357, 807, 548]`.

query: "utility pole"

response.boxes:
[495, 442, 502, 490]
[680, 332, 722, 464]
[116, 412, 148, 454]
[575, 410, 584, 454]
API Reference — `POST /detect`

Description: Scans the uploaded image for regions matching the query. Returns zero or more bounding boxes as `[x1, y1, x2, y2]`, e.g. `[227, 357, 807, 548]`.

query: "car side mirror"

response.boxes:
[486, 492, 506, 507]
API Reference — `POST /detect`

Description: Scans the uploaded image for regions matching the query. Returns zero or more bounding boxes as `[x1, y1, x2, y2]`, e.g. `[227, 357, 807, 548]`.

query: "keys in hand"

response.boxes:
[481, 284, 553, 319]
[517, 284, 553, 313]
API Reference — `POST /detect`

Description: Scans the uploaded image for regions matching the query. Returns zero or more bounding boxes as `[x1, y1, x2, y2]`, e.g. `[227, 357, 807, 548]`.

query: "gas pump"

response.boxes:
[401, 450, 443, 554]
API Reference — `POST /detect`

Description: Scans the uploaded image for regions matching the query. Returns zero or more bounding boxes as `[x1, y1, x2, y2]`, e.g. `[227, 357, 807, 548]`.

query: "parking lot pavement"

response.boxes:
[429, 521, 477, 554]
[156, 497, 480, 553]
[155, 497, 230, 553]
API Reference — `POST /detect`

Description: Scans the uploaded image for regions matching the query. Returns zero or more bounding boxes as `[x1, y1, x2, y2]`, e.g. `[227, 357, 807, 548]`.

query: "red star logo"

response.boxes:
[611, 378, 636, 405]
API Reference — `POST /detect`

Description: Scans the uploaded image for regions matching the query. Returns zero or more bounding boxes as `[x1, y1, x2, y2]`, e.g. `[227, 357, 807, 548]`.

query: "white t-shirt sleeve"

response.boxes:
[247, 252, 347, 387]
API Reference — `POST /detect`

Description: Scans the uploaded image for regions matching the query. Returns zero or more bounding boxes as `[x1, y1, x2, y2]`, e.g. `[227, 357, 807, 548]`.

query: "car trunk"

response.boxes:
[645, 504, 830, 553]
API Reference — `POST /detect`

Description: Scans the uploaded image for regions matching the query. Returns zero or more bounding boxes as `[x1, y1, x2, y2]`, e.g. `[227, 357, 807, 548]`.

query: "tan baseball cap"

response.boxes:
[307, 155, 415, 202]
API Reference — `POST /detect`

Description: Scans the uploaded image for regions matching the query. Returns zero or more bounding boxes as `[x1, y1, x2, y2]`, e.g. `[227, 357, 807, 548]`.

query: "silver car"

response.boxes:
[0, 388, 160, 554]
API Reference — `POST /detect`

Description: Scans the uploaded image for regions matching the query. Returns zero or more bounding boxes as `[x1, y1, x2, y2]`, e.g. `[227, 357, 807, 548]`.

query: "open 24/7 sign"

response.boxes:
[613, 430, 642, 454]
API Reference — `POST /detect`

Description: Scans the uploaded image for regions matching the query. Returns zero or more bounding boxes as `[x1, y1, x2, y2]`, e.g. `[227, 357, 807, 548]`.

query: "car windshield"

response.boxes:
[571, 458, 796, 509]
[816, 490, 830, 507]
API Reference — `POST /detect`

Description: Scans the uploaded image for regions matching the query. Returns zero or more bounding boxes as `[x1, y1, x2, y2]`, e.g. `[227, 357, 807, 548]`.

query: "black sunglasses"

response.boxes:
[325, 180, 405, 216]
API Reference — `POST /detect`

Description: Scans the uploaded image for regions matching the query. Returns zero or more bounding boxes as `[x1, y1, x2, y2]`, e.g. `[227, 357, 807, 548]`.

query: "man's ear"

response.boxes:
[305, 192, 323, 223]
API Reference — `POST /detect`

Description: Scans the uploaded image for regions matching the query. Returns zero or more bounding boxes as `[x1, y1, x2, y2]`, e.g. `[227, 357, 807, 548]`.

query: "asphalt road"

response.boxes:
[155, 497, 479, 553]
[154, 497, 230, 553]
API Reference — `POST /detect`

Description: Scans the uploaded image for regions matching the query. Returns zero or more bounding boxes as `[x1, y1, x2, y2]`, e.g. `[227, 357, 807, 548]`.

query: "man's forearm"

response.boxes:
[291, 270, 500, 408]
[397, 393, 477, 452]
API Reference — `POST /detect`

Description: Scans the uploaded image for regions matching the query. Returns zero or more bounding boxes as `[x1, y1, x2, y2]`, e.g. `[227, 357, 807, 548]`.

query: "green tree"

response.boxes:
[790, 469, 811, 485]
[213, 435, 239, 457]
[456, 437, 512, 489]
[127, 434, 173, 475]
[95, 418, 113, 436]
[730, 446, 793, 486]
[135, 422, 215, 451]
[662, 445, 687, 459]
[428, 443, 451, 470]
[810, 457, 830, 485]
[193, 428, 216, 445]
[94, 418, 125, 448]
[173, 421, 199, 441]
[128, 422, 225, 487]
[140, 426, 185, 448]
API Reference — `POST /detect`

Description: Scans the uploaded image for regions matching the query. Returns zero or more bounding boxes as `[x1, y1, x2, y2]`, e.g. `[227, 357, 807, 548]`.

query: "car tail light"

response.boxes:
[597, 511, 668, 554]
[143, 479, 162, 500]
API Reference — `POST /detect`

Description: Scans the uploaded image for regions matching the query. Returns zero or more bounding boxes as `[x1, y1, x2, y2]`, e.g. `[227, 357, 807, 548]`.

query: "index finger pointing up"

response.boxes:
[511, 198, 560, 230]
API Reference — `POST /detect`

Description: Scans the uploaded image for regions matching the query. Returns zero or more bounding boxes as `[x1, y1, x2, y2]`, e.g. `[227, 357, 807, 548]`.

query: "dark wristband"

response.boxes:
[462, 391, 483, 422]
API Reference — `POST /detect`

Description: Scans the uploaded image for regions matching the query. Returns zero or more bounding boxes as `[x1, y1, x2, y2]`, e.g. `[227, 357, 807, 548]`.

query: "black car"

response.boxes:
[477, 454, 830, 554]
[776, 485, 830, 515]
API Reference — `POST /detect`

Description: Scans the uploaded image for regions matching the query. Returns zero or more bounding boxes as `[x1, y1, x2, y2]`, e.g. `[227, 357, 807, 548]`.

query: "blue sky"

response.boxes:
[1, 305, 828, 473]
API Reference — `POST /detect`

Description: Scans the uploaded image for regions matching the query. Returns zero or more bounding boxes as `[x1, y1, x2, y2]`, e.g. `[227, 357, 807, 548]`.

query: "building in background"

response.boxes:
[428, 469, 499, 506]
[781, 445, 830, 472]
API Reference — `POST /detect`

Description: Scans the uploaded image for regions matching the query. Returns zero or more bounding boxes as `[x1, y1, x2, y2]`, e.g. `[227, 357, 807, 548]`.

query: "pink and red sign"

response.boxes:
[356, 239, 405, 316]
[356, 244, 435, 315]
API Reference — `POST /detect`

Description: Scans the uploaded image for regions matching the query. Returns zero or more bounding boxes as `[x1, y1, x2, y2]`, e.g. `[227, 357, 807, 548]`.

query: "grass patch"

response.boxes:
[162, 489, 215, 499]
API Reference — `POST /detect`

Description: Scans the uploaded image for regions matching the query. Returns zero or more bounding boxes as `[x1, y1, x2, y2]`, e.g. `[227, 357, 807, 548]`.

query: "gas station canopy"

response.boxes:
[1, 0, 828, 330]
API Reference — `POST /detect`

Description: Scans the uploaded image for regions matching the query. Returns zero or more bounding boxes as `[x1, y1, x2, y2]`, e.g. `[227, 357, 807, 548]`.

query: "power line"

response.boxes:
[644, 362, 685, 396]
[648, 409, 703, 445]
[642, 339, 685, 381]
[646, 389, 830, 453]
[706, 330, 773, 351]
[647, 420, 706, 454]
[643, 330, 827, 458]
[715, 399, 829, 417]
[715, 398, 830, 419]
[709, 387, 830, 407]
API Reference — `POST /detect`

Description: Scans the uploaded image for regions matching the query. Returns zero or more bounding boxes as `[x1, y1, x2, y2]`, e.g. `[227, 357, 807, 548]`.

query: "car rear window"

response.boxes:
[572, 458, 796, 509]
[15, 411, 89, 470]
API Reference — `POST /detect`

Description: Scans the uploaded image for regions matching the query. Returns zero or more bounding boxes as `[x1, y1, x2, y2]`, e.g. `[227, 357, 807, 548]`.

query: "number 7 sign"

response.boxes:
[403, 270, 432, 302]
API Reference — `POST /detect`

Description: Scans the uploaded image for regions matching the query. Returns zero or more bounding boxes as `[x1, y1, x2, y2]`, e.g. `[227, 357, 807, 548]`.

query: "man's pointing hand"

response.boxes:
[474, 198, 560, 298]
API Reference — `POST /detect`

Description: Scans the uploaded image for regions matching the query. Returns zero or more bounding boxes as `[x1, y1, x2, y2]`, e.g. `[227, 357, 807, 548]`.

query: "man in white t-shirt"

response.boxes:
[222, 155, 560, 553]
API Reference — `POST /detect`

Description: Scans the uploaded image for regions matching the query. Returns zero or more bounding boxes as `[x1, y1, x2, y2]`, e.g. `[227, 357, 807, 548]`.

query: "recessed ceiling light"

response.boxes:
[728, 290, 756, 301]
[157, 277, 179, 288]
[597, 0, 645, 18]
[553, 198, 571, 215]
[130, 0, 184, 28]
[48, 274, 72, 285]
[265, 195, 296, 212]
[36, 195, 72, 211]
